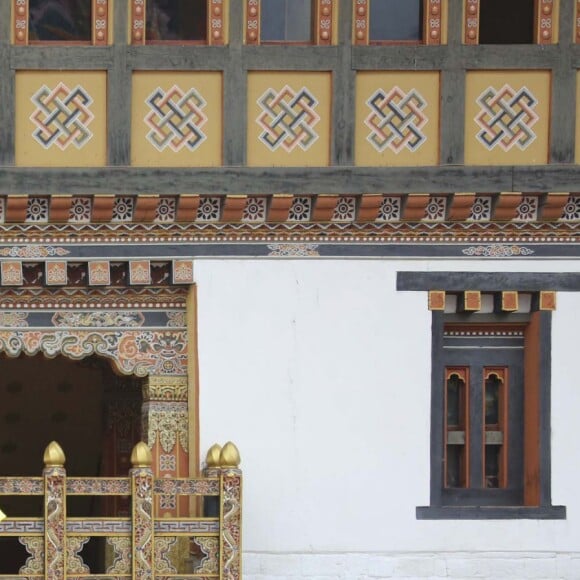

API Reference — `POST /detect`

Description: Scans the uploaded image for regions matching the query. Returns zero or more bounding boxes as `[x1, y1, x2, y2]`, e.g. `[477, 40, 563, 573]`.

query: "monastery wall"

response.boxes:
[195, 259, 580, 579]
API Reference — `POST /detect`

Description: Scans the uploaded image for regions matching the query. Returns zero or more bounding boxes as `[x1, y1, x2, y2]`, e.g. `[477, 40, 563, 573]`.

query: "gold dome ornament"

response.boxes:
[131, 442, 153, 468]
[43, 441, 66, 467]
[219, 442, 241, 468]
[205, 444, 222, 468]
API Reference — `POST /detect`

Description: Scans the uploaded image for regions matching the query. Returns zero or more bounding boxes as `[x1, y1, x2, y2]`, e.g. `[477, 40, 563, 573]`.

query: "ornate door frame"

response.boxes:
[0, 283, 194, 517]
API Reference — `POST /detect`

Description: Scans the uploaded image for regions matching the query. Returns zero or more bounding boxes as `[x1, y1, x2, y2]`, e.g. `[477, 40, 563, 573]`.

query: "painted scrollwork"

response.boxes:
[154, 537, 178, 573]
[144, 375, 188, 402]
[0, 329, 187, 376]
[106, 536, 131, 574]
[67, 537, 90, 574]
[144, 402, 189, 453]
[193, 537, 219, 574]
[19, 536, 44, 574]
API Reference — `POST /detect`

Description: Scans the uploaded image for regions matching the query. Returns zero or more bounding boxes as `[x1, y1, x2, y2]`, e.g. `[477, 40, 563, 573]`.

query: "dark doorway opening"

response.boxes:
[0, 354, 143, 574]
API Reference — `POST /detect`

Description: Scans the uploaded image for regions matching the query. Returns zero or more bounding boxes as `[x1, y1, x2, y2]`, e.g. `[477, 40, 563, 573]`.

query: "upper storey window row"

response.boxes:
[11, 0, 561, 46]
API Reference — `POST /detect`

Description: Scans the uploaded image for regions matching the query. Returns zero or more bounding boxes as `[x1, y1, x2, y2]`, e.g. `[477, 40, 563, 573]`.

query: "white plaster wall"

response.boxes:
[195, 259, 580, 577]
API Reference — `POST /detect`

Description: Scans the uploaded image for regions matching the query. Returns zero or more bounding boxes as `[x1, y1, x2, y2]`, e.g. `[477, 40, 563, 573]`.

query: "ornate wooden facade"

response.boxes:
[0, 0, 579, 576]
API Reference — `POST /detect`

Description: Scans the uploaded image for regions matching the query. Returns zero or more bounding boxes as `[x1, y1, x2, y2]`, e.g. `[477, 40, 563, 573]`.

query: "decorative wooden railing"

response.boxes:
[0, 441, 242, 579]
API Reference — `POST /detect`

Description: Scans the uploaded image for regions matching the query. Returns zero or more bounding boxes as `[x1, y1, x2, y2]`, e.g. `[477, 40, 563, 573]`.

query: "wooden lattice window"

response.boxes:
[441, 328, 524, 506]
[464, 0, 555, 45]
[354, 0, 443, 45]
[13, 0, 109, 45]
[246, 0, 333, 45]
[131, 0, 225, 45]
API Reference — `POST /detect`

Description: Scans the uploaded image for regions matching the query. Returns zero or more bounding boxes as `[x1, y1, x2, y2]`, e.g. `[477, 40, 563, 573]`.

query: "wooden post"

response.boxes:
[219, 442, 242, 580]
[130, 442, 154, 580]
[43, 441, 66, 580]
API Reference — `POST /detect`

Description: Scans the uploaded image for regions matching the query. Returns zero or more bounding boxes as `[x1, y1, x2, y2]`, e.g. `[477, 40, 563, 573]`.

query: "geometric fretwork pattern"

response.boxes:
[256, 85, 320, 152]
[475, 85, 539, 151]
[30, 83, 95, 150]
[365, 87, 428, 153]
[144, 85, 208, 152]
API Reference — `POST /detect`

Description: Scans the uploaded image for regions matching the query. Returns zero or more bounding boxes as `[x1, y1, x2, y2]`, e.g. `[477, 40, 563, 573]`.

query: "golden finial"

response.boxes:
[220, 442, 241, 468]
[0, 508, 6, 522]
[205, 444, 222, 468]
[130, 442, 153, 468]
[43, 441, 65, 467]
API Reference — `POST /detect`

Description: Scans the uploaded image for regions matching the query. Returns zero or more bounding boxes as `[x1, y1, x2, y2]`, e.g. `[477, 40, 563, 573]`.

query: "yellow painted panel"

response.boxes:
[464, 71, 550, 166]
[132, 71, 223, 167]
[15, 71, 107, 167]
[355, 71, 440, 166]
[247, 72, 331, 167]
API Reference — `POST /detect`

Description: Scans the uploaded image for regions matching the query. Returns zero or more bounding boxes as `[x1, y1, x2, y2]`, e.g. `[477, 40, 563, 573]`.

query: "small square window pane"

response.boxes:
[29, 0, 92, 42]
[261, 0, 313, 42]
[147, 0, 207, 42]
[369, 0, 423, 42]
[479, 0, 534, 44]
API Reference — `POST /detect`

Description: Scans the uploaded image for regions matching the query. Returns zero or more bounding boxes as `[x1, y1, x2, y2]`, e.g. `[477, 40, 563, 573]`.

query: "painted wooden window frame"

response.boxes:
[418, 308, 565, 519]
[464, 0, 555, 45]
[13, 0, 110, 45]
[131, 0, 225, 45]
[245, 0, 333, 45]
[354, 0, 443, 46]
[440, 329, 523, 508]
[397, 273, 576, 519]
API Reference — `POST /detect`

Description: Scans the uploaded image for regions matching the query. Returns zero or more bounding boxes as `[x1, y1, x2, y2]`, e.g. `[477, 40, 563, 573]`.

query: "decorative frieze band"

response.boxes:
[0, 260, 195, 288]
[0, 193, 577, 226]
[428, 290, 557, 312]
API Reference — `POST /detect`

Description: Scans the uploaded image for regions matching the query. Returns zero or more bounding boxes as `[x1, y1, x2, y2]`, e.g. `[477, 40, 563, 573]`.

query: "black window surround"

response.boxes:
[397, 272, 572, 520]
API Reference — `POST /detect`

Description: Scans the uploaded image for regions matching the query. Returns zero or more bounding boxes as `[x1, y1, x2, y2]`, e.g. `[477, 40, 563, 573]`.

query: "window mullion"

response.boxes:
[469, 363, 484, 489]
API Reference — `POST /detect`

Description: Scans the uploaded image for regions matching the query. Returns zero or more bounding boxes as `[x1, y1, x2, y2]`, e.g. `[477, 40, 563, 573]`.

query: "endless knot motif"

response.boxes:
[30, 83, 94, 150]
[365, 87, 428, 153]
[475, 85, 539, 151]
[257, 85, 320, 152]
[145, 85, 208, 152]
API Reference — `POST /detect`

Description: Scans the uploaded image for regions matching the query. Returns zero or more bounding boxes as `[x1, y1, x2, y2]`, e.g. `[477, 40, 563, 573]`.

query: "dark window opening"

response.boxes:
[260, 0, 314, 43]
[369, 0, 423, 42]
[146, 0, 208, 42]
[479, 0, 534, 44]
[29, 0, 92, 42]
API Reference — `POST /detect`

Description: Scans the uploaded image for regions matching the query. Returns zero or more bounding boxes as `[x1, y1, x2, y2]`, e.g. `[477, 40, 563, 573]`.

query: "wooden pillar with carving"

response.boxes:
[130, 443, 154, 580]
[43, 442, 67, 580]
[142, 375, 189, 516]
[219, 443, 243, 580]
